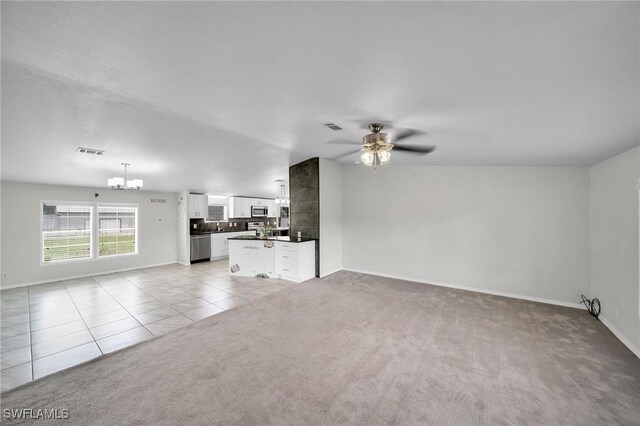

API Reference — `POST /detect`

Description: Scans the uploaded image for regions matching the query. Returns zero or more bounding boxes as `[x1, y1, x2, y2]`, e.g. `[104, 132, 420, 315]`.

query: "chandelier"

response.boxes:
[275, 184, 289, 204]
[107, 163, 143, 190]
[360, 124, 393, 169]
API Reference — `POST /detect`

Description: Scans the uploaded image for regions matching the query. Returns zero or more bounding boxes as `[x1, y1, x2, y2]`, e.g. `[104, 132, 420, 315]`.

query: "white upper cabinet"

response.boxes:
[267, 200, 277, 217]
[188, 194, 209, 219]
[229, 197, 278, 218]
[229, 197, 250, 218]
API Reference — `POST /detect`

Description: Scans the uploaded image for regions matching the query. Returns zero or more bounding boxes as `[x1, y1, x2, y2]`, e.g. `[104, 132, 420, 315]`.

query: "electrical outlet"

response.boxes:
[1, 273, 6, 279]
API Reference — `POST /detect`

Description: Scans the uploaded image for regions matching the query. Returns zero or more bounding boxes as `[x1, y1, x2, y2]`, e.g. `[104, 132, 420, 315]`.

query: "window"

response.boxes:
[41, 202, 137, 264]
[207, 205, 227, 222]
[42, 204, 92, 262]
[98, 206, 137, 257]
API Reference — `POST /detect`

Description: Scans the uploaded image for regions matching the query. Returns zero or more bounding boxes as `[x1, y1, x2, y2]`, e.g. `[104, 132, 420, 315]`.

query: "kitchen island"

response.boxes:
[228, 236, 316, 283]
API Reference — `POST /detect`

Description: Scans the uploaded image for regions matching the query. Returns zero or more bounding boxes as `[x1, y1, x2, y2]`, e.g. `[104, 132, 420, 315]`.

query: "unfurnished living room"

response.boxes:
[1, 1, 639, 425]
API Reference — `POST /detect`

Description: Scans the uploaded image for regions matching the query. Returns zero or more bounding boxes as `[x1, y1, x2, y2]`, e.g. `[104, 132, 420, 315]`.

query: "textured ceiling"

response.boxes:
[1, 2, 638, 196]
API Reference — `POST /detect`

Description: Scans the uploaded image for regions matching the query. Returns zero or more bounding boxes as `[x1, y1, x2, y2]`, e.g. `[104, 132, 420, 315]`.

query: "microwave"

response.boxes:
[251, 206, 268, 218]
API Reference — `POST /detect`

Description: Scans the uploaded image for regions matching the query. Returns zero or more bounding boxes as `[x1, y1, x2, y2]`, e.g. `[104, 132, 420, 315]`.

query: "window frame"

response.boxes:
[40, 201, 139, 266]
[97, 204, 139, 259]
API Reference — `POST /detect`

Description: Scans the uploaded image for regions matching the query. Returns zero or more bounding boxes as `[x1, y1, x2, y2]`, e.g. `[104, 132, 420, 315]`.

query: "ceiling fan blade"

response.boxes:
[393, 144, 437, 154]
[393, 129, 425, 141]
[326, 139, 361, 146]
[330, 149, 362, 161]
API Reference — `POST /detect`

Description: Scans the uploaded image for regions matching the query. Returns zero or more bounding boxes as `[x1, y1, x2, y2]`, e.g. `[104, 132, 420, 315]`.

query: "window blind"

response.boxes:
[98, 206, 136, 257]
[42, 204, 92, 262]
[207, 205, 225, 221]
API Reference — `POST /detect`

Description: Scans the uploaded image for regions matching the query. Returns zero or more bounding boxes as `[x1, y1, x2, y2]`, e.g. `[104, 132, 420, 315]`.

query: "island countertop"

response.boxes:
[191, 230, 257, 236]
[227, 236, 316, 244]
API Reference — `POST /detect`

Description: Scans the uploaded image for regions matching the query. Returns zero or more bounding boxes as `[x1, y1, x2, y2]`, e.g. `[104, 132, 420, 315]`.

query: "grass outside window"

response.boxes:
[42, 202, 138, 264]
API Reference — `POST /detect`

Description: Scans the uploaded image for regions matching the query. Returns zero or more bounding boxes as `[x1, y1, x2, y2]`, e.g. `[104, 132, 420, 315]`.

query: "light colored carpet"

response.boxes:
[1, 271, 639, 425]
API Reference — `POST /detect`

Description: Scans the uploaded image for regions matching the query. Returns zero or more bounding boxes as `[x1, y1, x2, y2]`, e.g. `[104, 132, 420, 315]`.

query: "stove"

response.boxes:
[247, 221, 264, 231]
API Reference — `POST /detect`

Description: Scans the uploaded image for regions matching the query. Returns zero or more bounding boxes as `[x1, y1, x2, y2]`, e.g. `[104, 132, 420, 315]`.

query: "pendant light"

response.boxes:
[274, 184, 289, 204]
[107, 163, 143, 190]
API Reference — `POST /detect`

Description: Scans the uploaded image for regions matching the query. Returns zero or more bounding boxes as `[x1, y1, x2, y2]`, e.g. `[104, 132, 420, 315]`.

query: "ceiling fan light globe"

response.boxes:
[378, 150, 391, 165]
[361, 151, 374, 166]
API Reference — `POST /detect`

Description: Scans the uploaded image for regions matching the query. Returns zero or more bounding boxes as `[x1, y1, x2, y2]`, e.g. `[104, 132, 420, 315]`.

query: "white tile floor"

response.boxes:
[0, 259, 298, 392]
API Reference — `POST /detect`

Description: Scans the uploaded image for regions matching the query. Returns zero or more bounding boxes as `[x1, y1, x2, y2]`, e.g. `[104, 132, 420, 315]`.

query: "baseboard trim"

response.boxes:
[320, 268, 343, 278]
[599, 315, 640, 359]
[341, 268, 638, 360]
[1, 261, 180, 290]
[341, 268, 585, 310]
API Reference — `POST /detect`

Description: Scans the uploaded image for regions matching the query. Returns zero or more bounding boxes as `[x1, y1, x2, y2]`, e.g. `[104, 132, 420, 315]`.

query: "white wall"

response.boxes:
[177, 190, 190, 266]
[1, 181, 179, 288]
[342, 165, 591, 305]
[319, 159, 343, 276]
[590, 147, 640, 354]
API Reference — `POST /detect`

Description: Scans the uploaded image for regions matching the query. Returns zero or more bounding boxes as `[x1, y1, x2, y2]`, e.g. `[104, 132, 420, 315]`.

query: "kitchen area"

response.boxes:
[178, 158, 327, 282]
[188, 194, 290, 263]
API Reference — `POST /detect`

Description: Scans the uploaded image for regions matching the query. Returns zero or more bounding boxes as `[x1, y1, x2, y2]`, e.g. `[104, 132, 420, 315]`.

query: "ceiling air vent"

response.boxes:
[76, 147, 105, 155]
[324, 123, 343, 131]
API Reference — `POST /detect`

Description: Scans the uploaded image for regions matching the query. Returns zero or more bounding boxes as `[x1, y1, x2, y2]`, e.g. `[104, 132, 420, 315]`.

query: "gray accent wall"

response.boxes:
[289, 157, 320, 277]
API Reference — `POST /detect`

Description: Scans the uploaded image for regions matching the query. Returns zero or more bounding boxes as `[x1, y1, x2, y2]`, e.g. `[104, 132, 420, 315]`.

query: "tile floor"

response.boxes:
[0, 259, 298, 392]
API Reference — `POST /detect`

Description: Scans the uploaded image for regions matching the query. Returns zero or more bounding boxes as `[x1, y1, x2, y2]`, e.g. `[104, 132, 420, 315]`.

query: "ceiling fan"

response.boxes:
[328, 123, 436, 169]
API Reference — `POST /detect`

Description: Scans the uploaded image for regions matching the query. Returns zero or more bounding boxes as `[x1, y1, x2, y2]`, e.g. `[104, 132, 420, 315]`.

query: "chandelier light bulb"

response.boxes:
[107, 163, 143, 190]
[109, 177, 124, 187]
[126, 179, 143, 190]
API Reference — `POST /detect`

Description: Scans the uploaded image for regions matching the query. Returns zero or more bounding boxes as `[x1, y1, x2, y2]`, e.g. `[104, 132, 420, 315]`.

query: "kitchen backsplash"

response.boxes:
[190, 217, 278, 234]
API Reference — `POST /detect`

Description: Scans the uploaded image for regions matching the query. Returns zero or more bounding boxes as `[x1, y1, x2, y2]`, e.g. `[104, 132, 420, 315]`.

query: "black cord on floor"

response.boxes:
[579, 294, 601, 319]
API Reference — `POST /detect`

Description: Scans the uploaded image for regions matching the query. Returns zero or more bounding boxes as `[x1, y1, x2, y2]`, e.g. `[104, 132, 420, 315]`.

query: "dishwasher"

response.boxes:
[190, 234, 211, 263]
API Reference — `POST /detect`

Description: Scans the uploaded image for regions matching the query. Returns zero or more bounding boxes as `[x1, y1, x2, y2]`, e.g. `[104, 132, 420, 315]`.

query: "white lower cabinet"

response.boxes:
[228, 239, 316, 283]
[211, 237, 228, 259]
[275, 241, 315, 283]
[210, 231, 256, 260]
